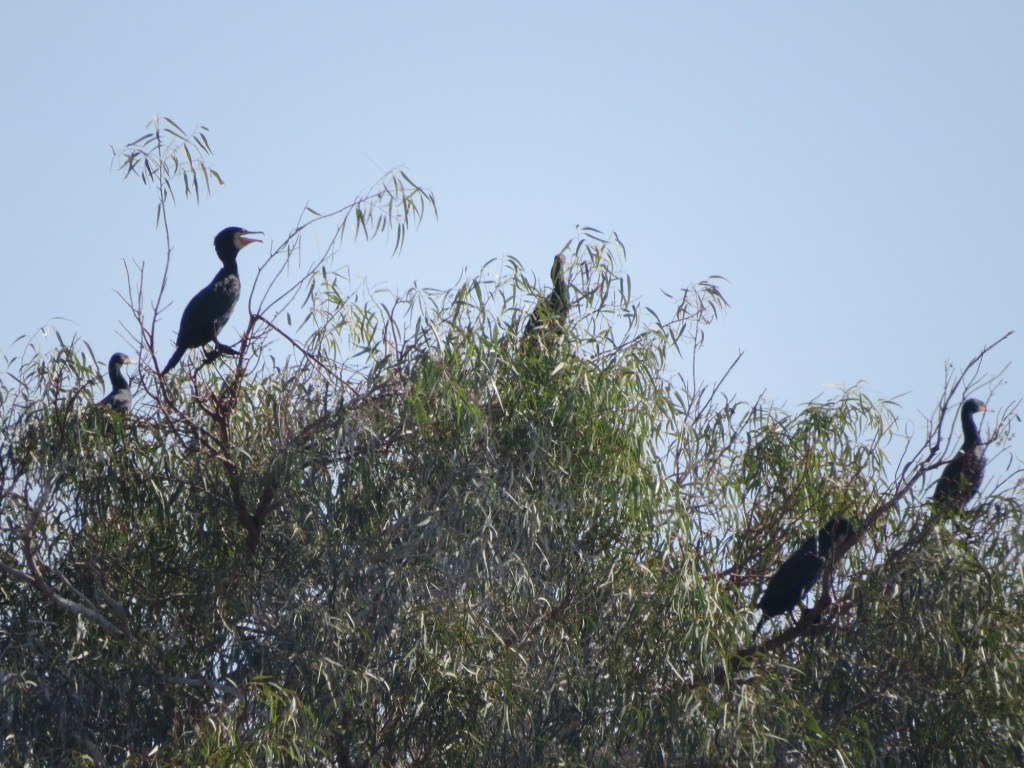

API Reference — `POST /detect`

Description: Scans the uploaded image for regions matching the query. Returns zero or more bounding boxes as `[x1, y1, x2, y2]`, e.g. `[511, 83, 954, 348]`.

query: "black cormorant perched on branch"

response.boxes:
[754, 517, 855, 637]
[97, 353, 133, 415]
[932, 398, 989, 511]
[523, 254, 569, 343]
[161, 227, 262, 375]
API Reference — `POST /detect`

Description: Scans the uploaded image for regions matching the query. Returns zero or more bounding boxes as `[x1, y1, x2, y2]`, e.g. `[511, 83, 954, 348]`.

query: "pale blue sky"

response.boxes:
[2, 4, 1021, 461]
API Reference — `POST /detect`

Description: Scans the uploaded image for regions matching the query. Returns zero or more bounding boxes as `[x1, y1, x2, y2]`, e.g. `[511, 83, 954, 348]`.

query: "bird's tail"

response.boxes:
[161, 347, 185, 375]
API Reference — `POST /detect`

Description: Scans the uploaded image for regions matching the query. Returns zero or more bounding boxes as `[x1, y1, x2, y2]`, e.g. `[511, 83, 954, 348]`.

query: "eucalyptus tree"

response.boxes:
[1, 119, 1021, 767]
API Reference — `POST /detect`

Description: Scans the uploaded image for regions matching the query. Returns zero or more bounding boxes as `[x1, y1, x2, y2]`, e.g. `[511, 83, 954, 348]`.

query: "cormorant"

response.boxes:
[97, 352, 133, 415]
[161, 227, 262, 375]
[932, 398, 989, 511]
[754, 517, 855, 637]
[523, 254, 569, 342]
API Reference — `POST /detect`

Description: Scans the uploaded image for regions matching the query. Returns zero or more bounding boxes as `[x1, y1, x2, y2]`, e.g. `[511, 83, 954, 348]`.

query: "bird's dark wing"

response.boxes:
[933, 453, 966, 503]
[757, 547, 825, 616]
[173, 270, 239, 344]
[933, 449, 986, 509]
[98, 390, 131, 415]
[174, 282, 222, 350]
[764, 551, 822, 596]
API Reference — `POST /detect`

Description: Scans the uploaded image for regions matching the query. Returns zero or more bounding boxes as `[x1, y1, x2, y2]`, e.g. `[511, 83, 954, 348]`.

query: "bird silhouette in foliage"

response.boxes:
[161, 226, 262, 375]
[97, 353, 133, 415]
[754, 517, 855, 637]
[932, 399, 989, 513]
[522, 254, 569, 346]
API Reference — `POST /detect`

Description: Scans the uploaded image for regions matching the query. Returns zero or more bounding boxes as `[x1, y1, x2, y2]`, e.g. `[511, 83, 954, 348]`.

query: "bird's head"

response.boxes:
[214, 227, 263, 262]
[964, 399, 988, 416]
[820, 517, 855, 552]
[108, 352, 133, 370]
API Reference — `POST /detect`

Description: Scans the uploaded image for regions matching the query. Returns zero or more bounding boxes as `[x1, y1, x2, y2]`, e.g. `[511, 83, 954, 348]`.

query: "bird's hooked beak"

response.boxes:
[235, 230, 264, 249]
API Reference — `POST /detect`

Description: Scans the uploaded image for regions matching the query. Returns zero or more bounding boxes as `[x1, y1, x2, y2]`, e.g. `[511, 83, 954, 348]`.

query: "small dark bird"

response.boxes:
[523, 254, 569, 342]
[932, 398, 989, 511]
[754, 517, 855, 637]
[161, 227, 262, 375]
[97, 353, 133, 415]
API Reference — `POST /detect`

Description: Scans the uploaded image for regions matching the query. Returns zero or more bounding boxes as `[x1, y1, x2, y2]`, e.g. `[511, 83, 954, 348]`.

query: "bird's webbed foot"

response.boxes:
[199, 342, 240, 369]
[200, 349, 221, 368]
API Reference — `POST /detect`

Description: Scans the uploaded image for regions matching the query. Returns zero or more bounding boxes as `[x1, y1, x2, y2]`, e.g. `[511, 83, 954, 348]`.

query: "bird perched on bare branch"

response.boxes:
[162, 227, 262, 375]
[932, 398, 989, 512]
[754, 517, 855, 637]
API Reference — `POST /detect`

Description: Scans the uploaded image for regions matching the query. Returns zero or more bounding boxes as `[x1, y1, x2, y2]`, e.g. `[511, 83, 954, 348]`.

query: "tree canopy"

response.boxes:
[1, 119, 1022, 766]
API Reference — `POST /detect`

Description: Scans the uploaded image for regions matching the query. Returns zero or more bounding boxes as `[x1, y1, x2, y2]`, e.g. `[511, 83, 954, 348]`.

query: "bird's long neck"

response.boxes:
[109, 365, 129, 392]
[217, 258, 239, 279]
[961, 408, 981, 449]
[551, 260, 568, 311]
[552, 278, 568, 311]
